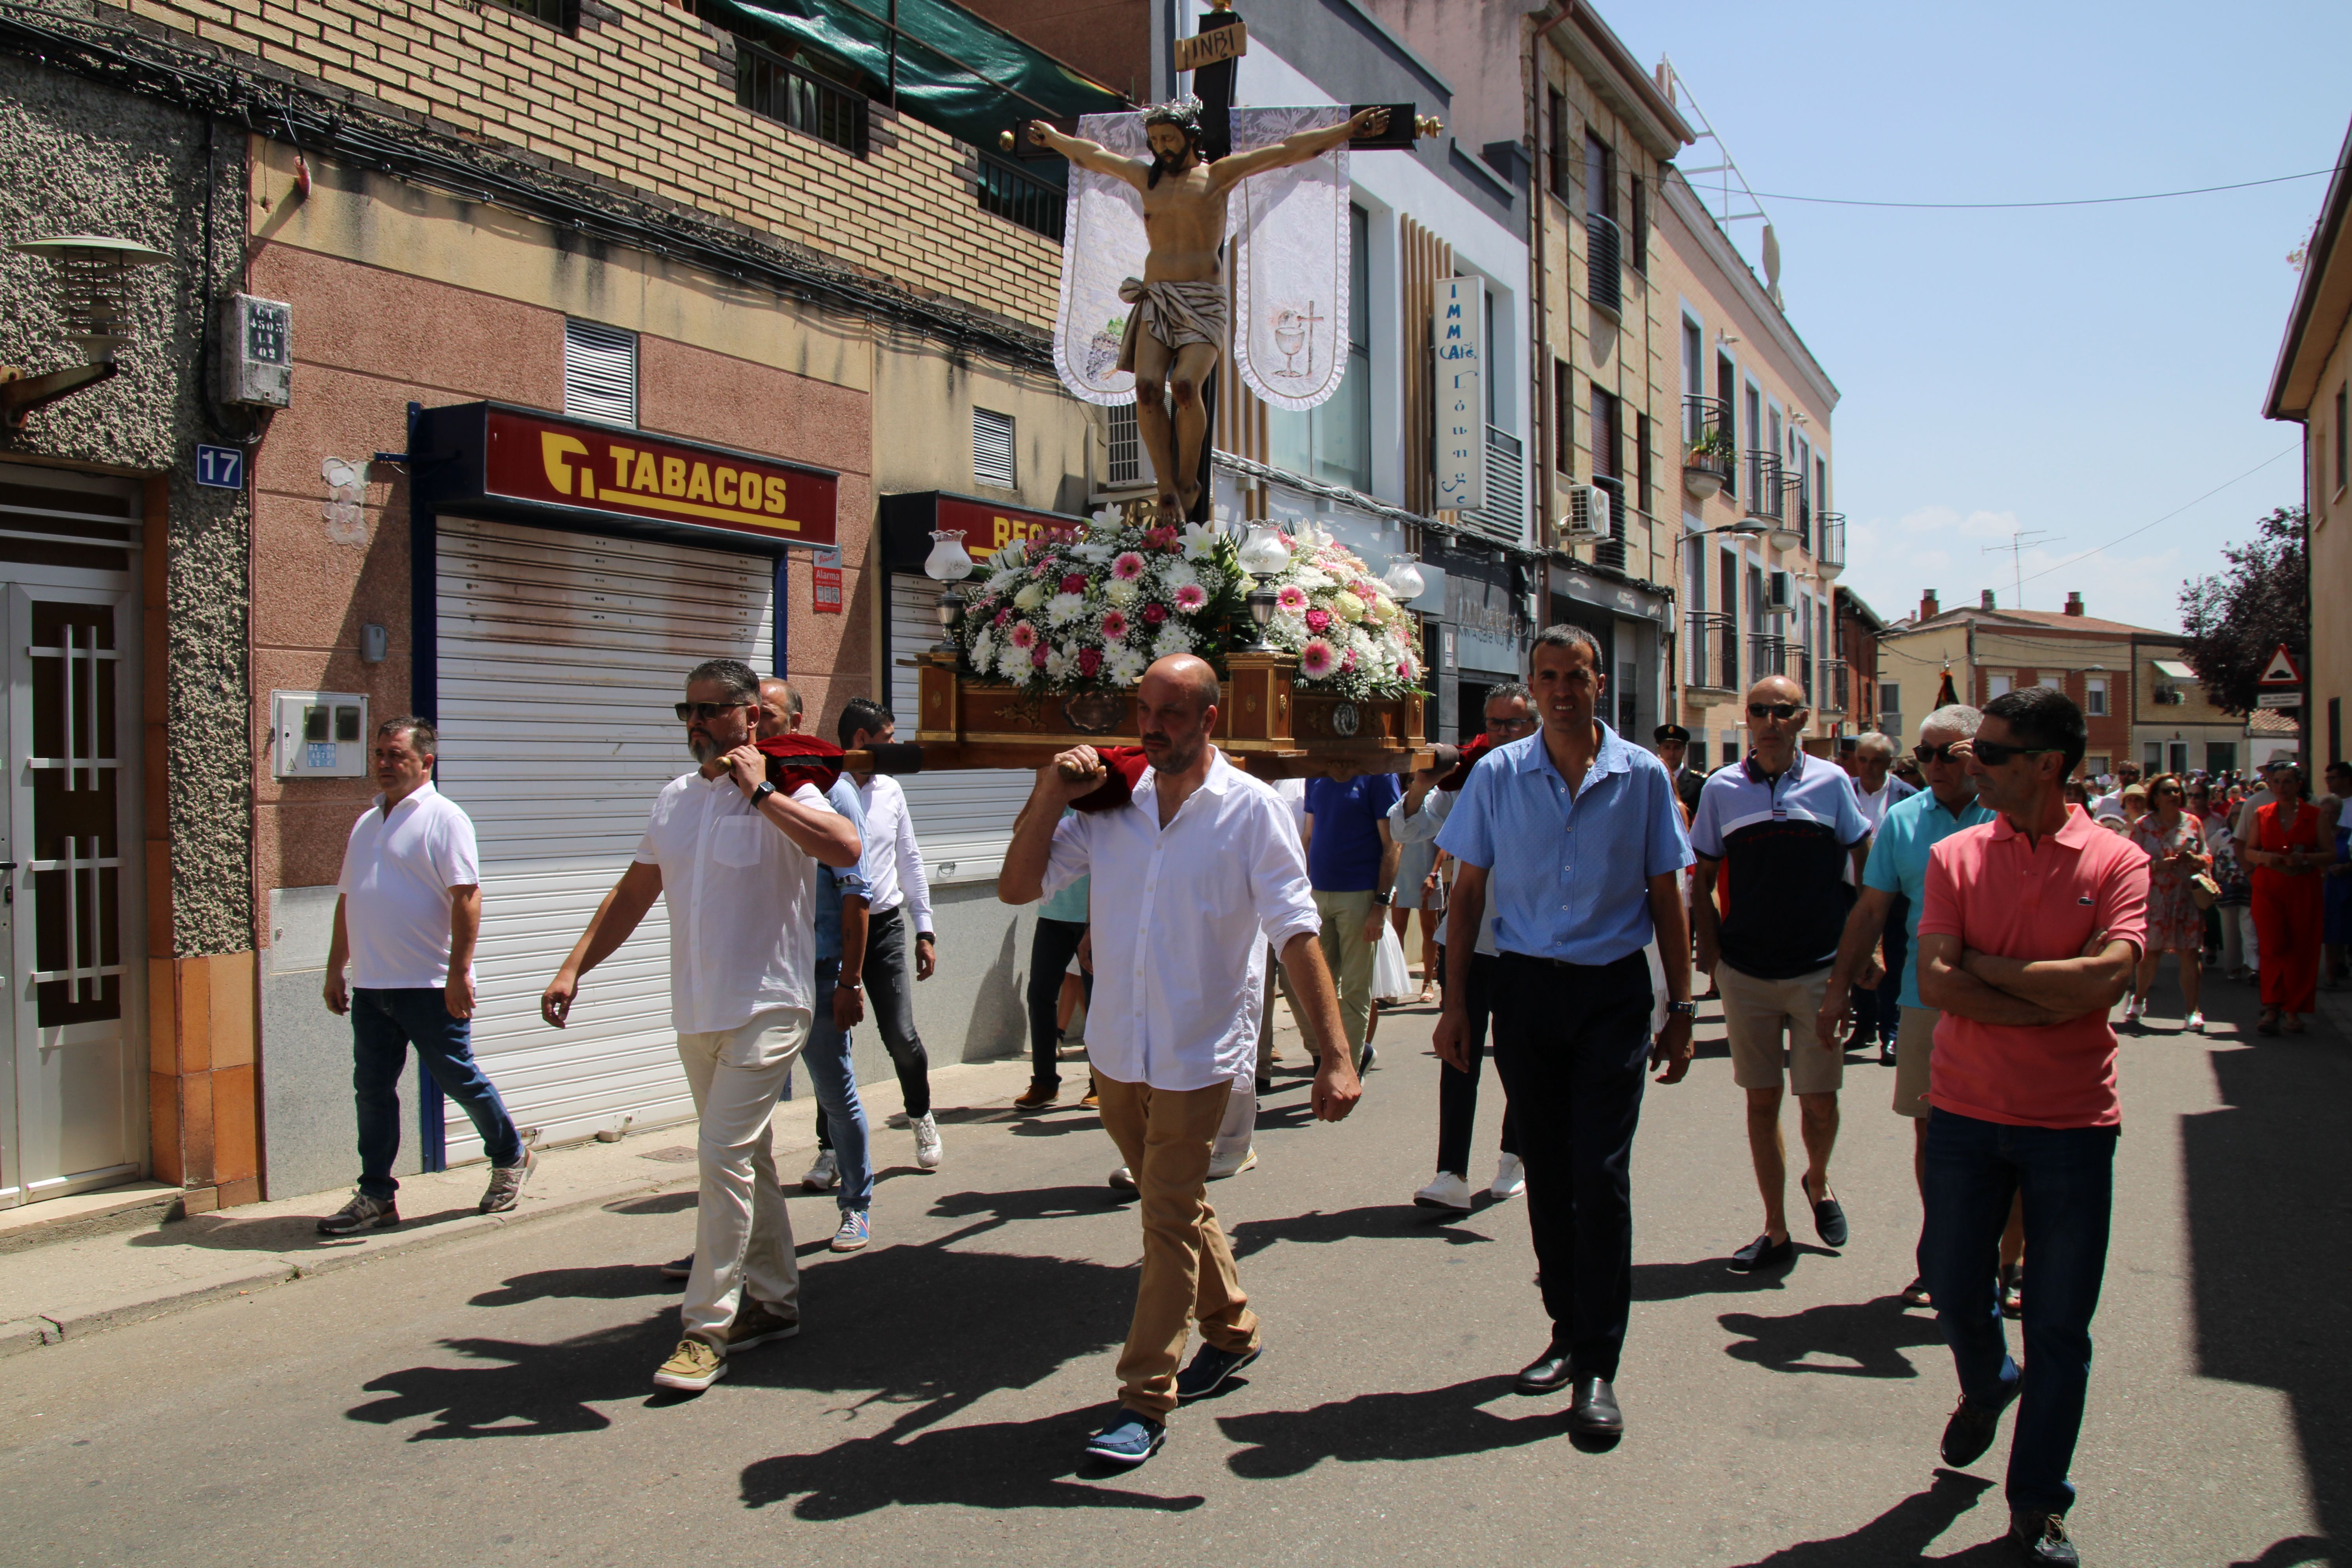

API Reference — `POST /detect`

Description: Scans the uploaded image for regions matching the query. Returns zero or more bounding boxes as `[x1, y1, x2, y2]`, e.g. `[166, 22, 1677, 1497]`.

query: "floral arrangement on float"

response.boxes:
[948, 505, 1423, 701]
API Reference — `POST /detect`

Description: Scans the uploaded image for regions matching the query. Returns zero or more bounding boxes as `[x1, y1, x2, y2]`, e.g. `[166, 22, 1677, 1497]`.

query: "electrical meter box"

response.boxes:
[272, 691, 369, 778]
[218, 293, 293, 408]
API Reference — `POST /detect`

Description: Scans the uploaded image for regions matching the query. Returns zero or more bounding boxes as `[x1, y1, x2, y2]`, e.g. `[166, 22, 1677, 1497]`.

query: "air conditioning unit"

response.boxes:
[1564, 483, 1612, 542]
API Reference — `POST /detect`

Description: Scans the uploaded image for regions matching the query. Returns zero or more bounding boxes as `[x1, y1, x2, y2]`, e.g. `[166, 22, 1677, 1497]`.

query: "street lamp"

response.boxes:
[3, 234, 171, 432]
[1237, 524, 1292, 652]
[924, 529, 974, 655]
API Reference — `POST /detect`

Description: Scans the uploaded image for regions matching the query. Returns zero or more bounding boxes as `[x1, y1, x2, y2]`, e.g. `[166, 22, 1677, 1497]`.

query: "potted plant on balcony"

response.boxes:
[1684, 424, 1735, 499]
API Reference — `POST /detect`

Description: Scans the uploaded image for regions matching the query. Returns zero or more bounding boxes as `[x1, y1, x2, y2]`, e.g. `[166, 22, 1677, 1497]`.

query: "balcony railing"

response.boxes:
[1787, 642, 1812, 702]
[975, 154, 1066, 241]
[1586, 215, 1622, 318]
[1823, 658, 1850, 714]
[1744, 450, 1784, 522]
[1686, 610, 1735, 691]
[1818, 510, 1846, 571]
[1682, 395, 1734, 499]
[737, 40, 868, 156]
[1749, 632, 1785, 679]
[1459, 426, 1526, 544]
[1781, 474, 1808, 549]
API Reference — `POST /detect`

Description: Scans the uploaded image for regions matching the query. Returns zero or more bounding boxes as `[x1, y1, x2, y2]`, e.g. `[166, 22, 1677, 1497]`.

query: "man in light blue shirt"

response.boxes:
[1434, 626, 1695, 1441]
[1817, 704, 1994, 1305]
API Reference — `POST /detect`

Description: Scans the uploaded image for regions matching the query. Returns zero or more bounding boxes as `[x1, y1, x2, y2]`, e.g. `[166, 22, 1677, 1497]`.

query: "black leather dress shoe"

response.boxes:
[1729, 1233, 1795, 1273]
[1513, 1343, 1572, 1396]
[1566, 1376, 1622, 1436]
[1942, 1391, 2012, 1467]
[2007, 1510, 2079, 1565]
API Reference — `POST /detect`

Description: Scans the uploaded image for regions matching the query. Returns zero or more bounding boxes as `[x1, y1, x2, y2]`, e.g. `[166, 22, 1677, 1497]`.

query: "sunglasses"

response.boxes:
[1746, 702, 1804, 720]
[1913, 742, 1969, 765]
[675, 701, 750, 721]
[1968, 738, 2057, 767]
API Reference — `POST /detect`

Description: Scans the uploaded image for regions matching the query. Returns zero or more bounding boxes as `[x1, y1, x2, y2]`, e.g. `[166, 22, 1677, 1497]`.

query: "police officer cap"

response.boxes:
[1653, 724, 1691, 743]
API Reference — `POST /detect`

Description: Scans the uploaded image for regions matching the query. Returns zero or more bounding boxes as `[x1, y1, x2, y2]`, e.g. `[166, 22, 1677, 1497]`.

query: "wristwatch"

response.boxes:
[751, 780, 777, 807]
[1667, 1000, 1697, 1017]
[1371, 891, 1392, 906]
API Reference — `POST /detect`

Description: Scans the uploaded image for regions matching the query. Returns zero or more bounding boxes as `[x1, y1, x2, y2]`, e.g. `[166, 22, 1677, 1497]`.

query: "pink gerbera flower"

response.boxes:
[1008, 622, 1037, 649]
[1111, 551, 1147, 581]
[1060, 572, 1089, 594]
[1172, 583, 1207, 612]
[1300, 639, 1337, 679]
[1276, 584, 1308, 613]
[1142, 602, 1169, 625]
[1078, 646, 1103, 677]
[1304, 608, 1331, 632]
[1099, 609, 1130, 642]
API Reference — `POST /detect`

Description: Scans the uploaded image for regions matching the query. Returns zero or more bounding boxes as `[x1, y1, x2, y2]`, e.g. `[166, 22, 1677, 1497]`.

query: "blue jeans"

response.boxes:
[801, 958, 873, 1213]
[1921, 1107, 2118, 1516]
[351, 987, 523, 1200]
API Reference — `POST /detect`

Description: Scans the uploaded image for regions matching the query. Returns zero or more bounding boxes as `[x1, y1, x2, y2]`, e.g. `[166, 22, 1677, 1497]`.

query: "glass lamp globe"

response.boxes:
[1383, 554, 1426, 601]
[924, 530, 973, 583]
[1238, 525, 1291, 579]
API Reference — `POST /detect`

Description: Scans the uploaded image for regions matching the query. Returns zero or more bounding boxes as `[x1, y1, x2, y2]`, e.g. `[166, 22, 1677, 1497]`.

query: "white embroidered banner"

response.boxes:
[1051, 106, 1350, 414]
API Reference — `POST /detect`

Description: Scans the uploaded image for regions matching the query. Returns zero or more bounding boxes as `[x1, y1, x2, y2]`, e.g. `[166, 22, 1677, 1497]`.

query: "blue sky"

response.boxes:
[1600, 1, 2351, 633]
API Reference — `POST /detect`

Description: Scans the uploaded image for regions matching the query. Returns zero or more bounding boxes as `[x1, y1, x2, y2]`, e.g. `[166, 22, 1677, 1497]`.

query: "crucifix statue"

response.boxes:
[1030, 98, 1387, 522]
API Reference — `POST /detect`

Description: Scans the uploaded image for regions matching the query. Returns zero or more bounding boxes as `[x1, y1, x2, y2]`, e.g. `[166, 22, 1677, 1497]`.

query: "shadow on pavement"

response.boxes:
[127, 1203, 481, 1254]
[1722, 1468, 1998, 1564]
[1213, 1375, 1559, 1477]
[2183, 1029, 2352, 1556]
[349, 1317, 678, 1438]
[468, 1263, 680, 1307]
[1717, 1295, 1944, 1378]
[2225, 1537, 2336, 1568]
[605, 1191, 697, 1215]
[739, 1409, 1205, 1518]
[1632, 1254, 1828, 1302]
[1227, 1204, 1496, 1261]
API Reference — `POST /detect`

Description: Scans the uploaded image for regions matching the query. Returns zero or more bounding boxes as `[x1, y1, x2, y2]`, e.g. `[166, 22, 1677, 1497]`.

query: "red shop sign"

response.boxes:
[481, 406, 838, 547]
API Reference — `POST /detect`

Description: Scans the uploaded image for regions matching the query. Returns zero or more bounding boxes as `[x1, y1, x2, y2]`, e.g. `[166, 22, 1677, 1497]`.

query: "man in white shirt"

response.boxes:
[541, 658, 859, 1394]
[319, 717, 531, 1234]
[826, 697, 940, 1171]
[2090, 760, 2141, 822]
[999, 655, 1358, 1470]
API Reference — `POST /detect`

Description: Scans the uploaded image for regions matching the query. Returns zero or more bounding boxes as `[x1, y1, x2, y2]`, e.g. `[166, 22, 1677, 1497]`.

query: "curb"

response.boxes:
[5, 1167, 702, 1356]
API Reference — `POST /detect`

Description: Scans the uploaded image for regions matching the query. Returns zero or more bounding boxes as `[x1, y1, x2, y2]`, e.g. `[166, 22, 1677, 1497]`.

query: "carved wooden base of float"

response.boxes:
[911, 650, 1430, 778]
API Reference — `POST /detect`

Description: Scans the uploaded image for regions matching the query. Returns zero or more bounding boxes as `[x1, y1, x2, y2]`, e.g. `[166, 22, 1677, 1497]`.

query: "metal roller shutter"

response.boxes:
[889, 573, 1032, 886]
[434, 515, 774, 1160]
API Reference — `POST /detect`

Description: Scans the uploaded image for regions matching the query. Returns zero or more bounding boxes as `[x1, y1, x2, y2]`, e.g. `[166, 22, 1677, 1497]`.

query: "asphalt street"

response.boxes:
[2, 969, 2341, 1568]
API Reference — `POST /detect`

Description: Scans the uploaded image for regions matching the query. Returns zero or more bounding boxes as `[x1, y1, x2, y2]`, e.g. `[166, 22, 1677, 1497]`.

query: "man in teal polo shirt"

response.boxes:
[1818, 704, 1993, 1300]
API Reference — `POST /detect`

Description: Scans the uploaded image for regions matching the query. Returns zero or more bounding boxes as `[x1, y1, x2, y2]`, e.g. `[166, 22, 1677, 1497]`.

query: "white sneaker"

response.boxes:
[912, 1113, 942, 1170]
[2120, 995, 2141, 1024]
[1414, 1171, 1474, 1211]
[1490, 1153, 1527, 1200]
[800, 1150, 840, 1192]
[2187, 1010, 2206, 1033]
[1207, 1145, 1258, 1180]
[1107, 1165, 1137, 1191]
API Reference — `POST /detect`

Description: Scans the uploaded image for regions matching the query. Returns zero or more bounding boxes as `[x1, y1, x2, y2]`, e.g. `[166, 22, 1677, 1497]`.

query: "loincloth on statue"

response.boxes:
[1115, 277, 1230, 374]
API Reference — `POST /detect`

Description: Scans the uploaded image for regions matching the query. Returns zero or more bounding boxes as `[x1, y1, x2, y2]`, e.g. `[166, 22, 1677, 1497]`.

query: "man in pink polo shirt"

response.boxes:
[1916, 686, 2147, 1568]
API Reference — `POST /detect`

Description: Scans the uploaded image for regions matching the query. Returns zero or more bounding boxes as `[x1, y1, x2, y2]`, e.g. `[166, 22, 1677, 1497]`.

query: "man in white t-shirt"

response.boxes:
[319, 717, 531, 1235]
[541, 658, 860, 1394]
[2090, 760, 2141, 822]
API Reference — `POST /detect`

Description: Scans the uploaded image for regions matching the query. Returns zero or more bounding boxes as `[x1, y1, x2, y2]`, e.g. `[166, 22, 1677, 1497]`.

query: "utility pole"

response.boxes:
[1982, 528, 2058, 610]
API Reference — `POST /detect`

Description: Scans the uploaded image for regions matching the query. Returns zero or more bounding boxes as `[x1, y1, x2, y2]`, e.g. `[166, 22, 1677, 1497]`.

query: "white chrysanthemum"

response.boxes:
[1107, 647, 1148, 686]
[1151, 622, 1194, 658]
[968, 633, 994, 670]
[1294, 567, 1333, 592]
[1103, 576, 1141, 607]
[1013, 583, 1047, 611]
[1043, 646, 1075, 681]
[1072, 541, 1116, 564]
[1045, 592, 1087, 626]
[994, 644, 1027, 681]
[1160, 560, 1199, 593]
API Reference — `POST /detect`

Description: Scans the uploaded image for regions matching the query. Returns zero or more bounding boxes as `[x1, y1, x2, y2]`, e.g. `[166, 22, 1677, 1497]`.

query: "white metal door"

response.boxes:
[433, 515, 774, 1160]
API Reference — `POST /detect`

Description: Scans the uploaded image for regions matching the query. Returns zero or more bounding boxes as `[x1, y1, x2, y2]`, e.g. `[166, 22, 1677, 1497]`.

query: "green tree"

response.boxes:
[2178, 505, 2307, 716]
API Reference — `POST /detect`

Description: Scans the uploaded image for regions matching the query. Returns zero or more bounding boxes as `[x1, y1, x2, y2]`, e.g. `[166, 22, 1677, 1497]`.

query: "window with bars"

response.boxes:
[563, 319, 637, 427]
[736, 37, 869, 157]
[1106, 402, 1141, 487]
[973, 407, 1016, 489]
[485, 0, 572, 30]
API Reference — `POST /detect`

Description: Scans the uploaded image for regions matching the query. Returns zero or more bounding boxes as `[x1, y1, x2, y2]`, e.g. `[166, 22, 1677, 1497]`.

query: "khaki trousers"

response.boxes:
[1095, 1071, 1261, 1419]
[1314, 888, 1377, 1065]
[675, 1007, 809, 1343]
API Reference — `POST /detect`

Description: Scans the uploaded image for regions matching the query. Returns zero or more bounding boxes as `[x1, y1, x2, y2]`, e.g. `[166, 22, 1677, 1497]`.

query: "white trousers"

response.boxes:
[676, 1006, 810, 1342]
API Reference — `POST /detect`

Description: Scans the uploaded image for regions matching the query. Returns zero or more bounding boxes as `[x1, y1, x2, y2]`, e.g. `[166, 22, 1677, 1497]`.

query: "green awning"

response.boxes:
[702, 0, 1126, 183]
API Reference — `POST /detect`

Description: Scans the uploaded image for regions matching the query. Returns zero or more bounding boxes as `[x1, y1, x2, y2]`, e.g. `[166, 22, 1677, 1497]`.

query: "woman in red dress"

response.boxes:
[2247, 764, 2328, 1034]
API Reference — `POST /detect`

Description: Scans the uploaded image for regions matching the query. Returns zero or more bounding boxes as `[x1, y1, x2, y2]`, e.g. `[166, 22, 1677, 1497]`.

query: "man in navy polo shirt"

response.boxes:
[1436, 626, 1695, 1439]
[1304, 768, 1403, 1071]
[1692, 674, 1873, 1274]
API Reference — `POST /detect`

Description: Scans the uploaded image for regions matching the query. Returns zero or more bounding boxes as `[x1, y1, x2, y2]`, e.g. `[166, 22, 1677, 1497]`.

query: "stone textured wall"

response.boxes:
[0, 53, 254, 956]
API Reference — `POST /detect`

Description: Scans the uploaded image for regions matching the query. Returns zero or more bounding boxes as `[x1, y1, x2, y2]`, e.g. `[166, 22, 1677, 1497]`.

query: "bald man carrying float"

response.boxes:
[1000, 654, 1360, 1469]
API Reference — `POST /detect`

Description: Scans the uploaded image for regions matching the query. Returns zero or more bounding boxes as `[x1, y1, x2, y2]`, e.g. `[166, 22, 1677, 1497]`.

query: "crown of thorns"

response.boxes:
[1142, 97, 1205, 137]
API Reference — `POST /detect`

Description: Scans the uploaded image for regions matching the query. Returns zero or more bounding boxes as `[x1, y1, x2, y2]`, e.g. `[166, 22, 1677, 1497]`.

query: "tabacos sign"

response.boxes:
[483, 407, 838, 546]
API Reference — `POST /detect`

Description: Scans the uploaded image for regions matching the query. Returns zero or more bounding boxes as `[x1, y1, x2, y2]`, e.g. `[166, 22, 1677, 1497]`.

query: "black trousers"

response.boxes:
[1025, 916, 1091, 1085]
[818, 904, 932, 1149]
[1434, 949, 1520, 1175]
[1488, 948, 1653, 1383]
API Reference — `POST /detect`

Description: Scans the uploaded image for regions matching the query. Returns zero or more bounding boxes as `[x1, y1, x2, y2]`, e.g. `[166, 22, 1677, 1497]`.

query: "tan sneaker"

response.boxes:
[724, 1300, 800, 1352]
[652, 1336, 726, 1392]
